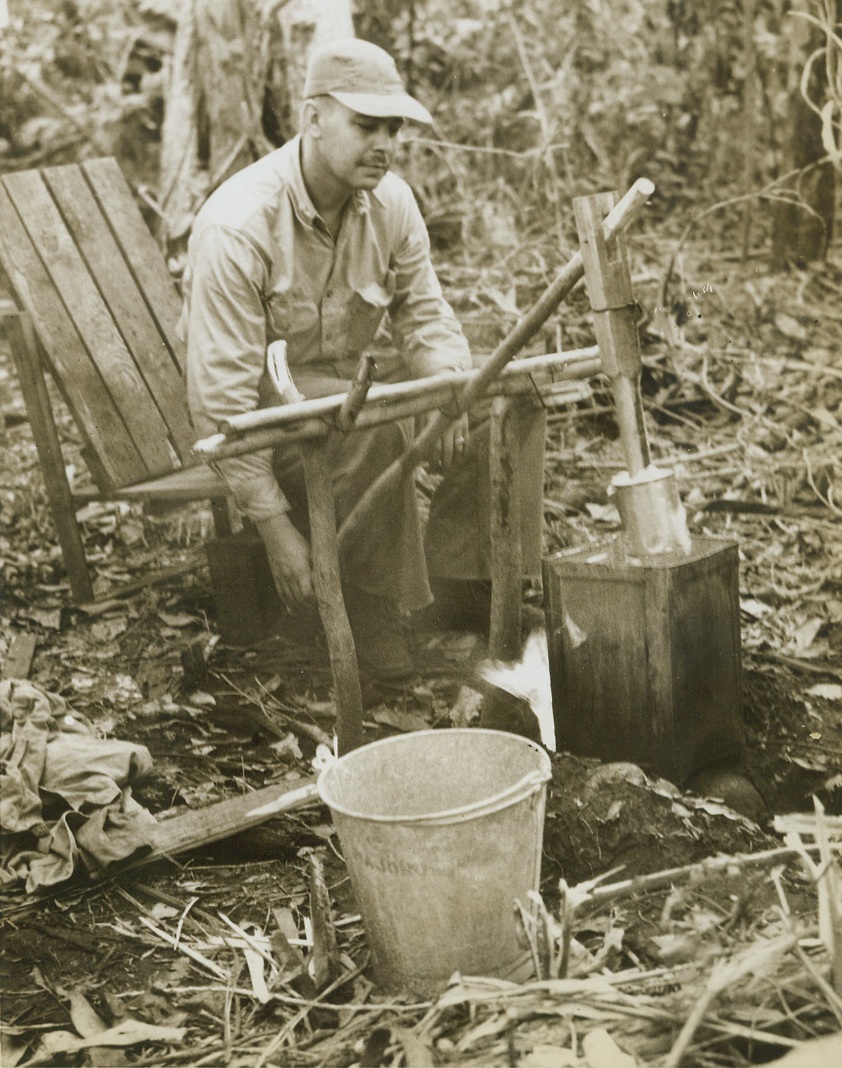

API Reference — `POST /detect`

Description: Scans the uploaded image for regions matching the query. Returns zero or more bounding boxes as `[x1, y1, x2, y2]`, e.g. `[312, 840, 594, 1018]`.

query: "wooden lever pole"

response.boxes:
[573, 191, 649, 477]
[336, 178, 655, 550]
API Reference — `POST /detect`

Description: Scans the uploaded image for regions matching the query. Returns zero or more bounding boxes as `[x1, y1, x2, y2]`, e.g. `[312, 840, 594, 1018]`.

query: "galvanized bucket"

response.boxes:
[317, 728, 552, 997]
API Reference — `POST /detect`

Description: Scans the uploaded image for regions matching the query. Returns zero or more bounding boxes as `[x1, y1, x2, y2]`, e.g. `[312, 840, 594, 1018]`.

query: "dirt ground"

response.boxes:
[2, 242, 842, 1063]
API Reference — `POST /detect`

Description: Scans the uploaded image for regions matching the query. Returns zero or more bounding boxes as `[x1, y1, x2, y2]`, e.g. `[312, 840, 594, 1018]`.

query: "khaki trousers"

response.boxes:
[271, 358, 546, 612]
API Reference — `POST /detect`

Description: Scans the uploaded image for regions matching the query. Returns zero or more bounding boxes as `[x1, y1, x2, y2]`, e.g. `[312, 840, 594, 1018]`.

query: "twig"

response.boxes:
[173, 896, 200, 950]
[663, 935, 798, 1068]
[218, 912, 277, 970]
[578, 844, 842, 911]
[507, 10, 564, 233]
[804, 448, 842, 517]
[138, 916, 228, 980]
[403, 135, 567, 160]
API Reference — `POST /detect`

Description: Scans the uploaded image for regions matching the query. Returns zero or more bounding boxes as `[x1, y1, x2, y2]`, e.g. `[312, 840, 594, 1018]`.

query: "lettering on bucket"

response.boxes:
[350, 847, 460, 878]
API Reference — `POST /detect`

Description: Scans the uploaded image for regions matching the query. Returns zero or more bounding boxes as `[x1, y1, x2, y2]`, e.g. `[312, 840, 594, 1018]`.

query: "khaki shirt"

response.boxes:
[184, 136, 471, 521]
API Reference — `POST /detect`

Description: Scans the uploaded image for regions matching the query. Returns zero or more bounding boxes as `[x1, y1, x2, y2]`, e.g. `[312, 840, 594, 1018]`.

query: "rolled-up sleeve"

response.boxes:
[186, 226, 289, 521]
[388, 189, 471, 378]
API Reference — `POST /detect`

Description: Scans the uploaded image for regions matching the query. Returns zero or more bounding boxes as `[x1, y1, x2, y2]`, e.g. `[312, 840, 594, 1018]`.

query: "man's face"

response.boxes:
[309, 98, 404, 192]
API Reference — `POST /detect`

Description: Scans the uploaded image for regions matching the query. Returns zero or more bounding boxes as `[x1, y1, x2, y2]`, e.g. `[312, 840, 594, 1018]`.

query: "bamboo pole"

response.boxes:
[194, 363, 597, 462]
[336, 178, 654, 549]
[205, 346, 600, 441]
[573, 191, 650, 478]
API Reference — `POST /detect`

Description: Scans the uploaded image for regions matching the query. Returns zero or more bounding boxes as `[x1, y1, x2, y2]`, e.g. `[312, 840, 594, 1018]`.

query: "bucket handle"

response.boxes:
[333, 766, 551, 826]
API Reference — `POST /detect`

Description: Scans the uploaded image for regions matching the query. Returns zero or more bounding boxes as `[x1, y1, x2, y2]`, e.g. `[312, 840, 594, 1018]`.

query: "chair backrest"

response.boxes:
[0, 158, 196, 491]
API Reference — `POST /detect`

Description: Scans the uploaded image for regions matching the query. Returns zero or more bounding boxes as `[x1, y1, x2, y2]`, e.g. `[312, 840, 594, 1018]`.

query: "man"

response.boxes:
[185, 39, 545, 679]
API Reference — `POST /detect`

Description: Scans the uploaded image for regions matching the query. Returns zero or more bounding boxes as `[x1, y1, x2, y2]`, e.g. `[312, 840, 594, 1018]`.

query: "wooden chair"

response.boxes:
[0, 158, 232, 604]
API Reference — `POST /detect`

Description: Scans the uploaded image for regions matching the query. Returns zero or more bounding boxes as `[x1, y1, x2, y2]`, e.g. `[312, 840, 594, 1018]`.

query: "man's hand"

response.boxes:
[421, 410, 470, 472]
[440, 410, 470, 471]
[418, 367, 471, 471]
[255, 513, 314, 609]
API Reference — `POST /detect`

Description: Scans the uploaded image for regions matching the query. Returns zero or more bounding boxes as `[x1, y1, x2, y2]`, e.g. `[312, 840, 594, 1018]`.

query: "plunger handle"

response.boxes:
[573, 191, 651, 478]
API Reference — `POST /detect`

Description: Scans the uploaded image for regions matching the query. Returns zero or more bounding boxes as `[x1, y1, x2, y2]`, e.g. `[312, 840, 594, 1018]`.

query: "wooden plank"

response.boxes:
[82, 158, 186, 373]
[1, 169, 175, 478]
[43, 165, 194, 462]
[0, 182, 143, 489]
[114, 776, 320, 877]
[488, 396, 523, 662]
[2, 632, 37, 680]
[71, 464, 229, 501]
[2, 306, 95, 601]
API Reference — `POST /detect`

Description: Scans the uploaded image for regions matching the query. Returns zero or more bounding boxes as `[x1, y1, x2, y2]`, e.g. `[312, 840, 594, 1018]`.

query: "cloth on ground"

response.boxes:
[0, 679, 156, 893]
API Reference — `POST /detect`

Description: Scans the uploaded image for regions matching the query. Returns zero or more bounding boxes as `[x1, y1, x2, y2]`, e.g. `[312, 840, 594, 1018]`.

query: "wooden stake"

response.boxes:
[300, 441, 364, 755]
[334, 353, 376, 431]
[488, 397, 523, 662]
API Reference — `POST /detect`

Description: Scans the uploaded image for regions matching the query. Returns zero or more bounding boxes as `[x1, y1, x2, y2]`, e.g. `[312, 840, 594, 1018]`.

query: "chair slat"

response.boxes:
[42, 164, 194, 463]
[82, 158, 186, 373]
[0, 181, 144, 489]
[2, 169, 176, 478]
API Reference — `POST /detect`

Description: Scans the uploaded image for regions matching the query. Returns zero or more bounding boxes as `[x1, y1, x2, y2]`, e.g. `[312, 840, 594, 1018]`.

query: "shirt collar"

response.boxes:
[288, 136, 372, 225]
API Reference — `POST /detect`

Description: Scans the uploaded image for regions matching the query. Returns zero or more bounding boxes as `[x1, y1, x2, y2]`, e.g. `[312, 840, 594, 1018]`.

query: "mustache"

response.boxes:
[361, 155, 390, 167]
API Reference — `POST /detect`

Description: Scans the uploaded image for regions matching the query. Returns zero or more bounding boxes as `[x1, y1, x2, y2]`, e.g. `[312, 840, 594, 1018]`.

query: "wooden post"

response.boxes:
[573, 191, 650, 478]
[334, 353, 375, 432]
[2, 305, 94, 602]
[488, 396, 523, 662]
[299, 441, 364, 755]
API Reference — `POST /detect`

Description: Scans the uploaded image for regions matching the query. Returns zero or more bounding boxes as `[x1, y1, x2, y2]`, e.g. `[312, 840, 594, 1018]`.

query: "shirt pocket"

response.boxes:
[265, 286, 320, 349]
[341, 270, 395, 356]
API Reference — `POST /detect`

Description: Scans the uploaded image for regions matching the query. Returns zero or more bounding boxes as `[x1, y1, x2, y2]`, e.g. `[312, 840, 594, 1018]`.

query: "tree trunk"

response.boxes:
[159, 0, 265, 251]
[158, 0, 353, 253]
[771, 0, 838, 265]
[273, 0, 355, 142]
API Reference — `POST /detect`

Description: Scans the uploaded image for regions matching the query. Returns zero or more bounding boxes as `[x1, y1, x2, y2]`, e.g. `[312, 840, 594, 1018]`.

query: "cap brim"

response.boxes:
[329, 90, 432, 125]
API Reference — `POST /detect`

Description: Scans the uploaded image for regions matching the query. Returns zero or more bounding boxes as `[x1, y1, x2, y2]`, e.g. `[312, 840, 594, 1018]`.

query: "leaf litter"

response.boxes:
[1, 4, 842, 1064]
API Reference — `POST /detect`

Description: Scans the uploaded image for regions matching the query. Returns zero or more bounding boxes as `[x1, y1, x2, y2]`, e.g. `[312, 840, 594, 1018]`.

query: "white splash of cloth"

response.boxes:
[478, 630, 556, 750]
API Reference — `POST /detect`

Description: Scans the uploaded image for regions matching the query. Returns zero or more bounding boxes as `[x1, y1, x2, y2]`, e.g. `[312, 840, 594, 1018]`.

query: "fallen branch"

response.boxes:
[575, 842, 842, 912]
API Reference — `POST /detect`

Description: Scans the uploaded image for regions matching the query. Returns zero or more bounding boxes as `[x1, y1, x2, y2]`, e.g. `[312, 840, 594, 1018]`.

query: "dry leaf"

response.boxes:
[0, 1033, 29, 1068]
[519, 1045, 579, 1068]
[157, 611, 196, 628]
[790, 617, 823, 655]
[450, 685, 483, 727]
[767, 1032, 842, 1068]
[372, 708, 431, 733]
[582, 1028, 637, 1068]
[308, 853, 341, 991]
[774, 313, 807, 342]
[65, 990, 108, 1038]
[392, 1026, 436, 1067]
[37, 1020, 186, 1054]
[806, 683, 842, 701]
